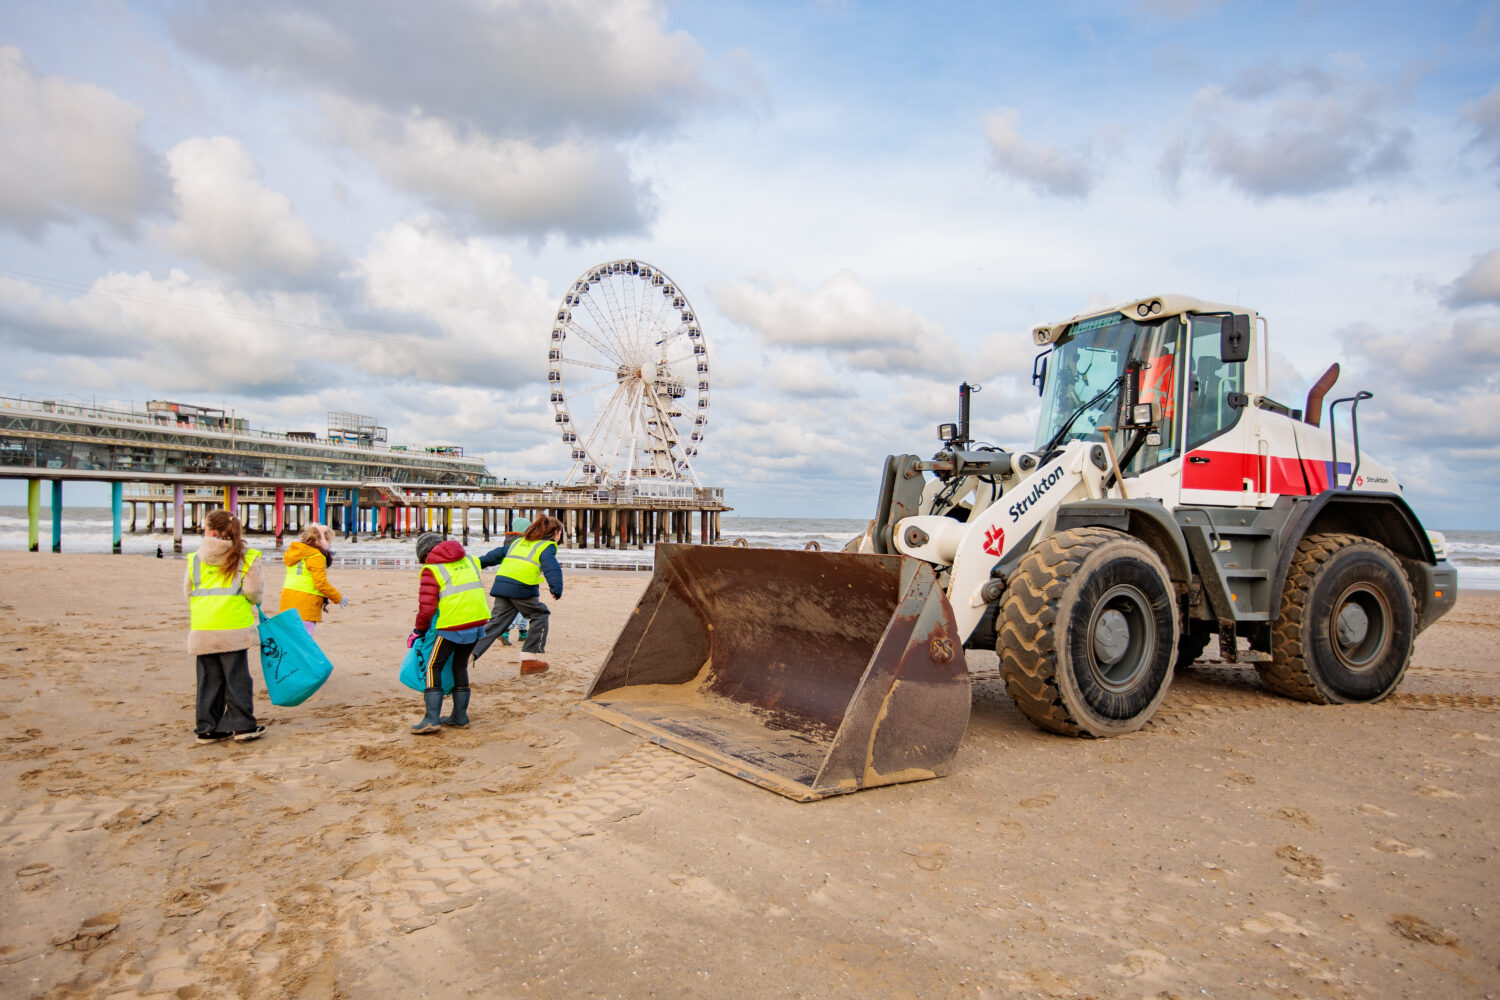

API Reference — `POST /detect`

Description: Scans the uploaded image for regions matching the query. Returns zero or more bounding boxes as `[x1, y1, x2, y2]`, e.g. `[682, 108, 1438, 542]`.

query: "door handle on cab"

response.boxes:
[1188, 455, 1210, 464]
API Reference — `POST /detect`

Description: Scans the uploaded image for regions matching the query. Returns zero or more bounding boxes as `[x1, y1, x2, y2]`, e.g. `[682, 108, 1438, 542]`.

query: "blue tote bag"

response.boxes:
[399, 630, 455, 694]
[257, 608, 335, 706]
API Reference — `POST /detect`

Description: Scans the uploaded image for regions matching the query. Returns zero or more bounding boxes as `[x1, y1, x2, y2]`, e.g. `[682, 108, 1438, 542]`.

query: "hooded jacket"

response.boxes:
[479, 535, 563, 600]
[184, 536, 264, 655]
[279, 541, 342, 623]
[414, 539, 488, 634]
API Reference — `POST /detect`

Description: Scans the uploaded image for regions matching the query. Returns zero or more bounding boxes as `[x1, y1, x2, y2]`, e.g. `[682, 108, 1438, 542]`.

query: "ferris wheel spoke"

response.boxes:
[574, 294, 632, 364]
[558, 356, 620, 376]
[562, 319, 627, 367]
[597, 278, 645, 364]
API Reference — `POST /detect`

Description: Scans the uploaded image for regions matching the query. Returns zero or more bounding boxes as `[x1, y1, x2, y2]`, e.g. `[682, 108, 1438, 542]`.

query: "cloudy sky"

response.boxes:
[1, 0, 1497, 528]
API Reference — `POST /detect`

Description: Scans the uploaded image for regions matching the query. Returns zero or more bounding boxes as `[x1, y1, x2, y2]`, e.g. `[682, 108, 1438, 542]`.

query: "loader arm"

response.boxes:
[894, 439, 1111, 641]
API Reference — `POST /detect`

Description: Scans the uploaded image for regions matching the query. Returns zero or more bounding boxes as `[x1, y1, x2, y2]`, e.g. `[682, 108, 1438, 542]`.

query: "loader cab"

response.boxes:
[1034, 307, 1250, 480]
[1033, 311, 1184, 475]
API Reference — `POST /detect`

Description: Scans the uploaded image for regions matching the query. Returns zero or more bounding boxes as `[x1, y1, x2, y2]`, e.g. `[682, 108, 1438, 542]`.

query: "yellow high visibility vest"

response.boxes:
[283, 557, 323, 596]
[426, 556, 489, 628]
[189, 549, 261, 631]
[497, 538, 556, 587]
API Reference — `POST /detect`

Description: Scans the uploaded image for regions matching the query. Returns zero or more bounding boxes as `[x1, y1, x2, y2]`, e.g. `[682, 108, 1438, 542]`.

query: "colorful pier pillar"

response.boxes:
[348, 494, 359, 540]
[173, 484, 185, 553]
[111, 482, 123, 554]
[27, 479, 40, 552]
[274, 486, 285, 547]
[228, 485, 239, 521]
[315, 488, 326, 525]
[51, 480, 62, 552]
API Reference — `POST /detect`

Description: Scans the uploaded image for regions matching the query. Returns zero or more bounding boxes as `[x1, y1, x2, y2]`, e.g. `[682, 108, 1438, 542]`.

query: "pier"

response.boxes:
[2, 395, 729, 553]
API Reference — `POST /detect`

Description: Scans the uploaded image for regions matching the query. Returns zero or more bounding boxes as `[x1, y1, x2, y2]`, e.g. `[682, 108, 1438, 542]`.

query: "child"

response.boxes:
[474, 514, 564, 674]
[186, 510, 265, 744]
[280, 523, 347, 635]
[409, 532, 490, 733]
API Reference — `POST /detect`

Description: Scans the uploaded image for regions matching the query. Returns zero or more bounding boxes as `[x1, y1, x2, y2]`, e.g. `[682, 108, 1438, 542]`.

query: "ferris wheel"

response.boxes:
[548, 259, 710, 487]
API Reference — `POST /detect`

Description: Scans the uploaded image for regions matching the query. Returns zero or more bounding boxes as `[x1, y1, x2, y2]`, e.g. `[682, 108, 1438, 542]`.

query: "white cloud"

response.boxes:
[0, 46, 164, 237]
[1176, 63, 1411, 198]
[348, 218, 555, 386]
[165, 137, 323, 280]
[1460, 81, 1500, 173]
[0, 223, 556, 395]
[172, 0, 718, 141]
[1445, 249, 1500, 308]
[324, 98, 655, 240]
[711, 271, 963, 375]
[984, 108, 1095, 199]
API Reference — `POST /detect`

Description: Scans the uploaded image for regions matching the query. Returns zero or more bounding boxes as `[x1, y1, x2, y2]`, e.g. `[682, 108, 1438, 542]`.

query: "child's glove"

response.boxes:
[339, 597, 350, 608]
[407, 630, 422, 649]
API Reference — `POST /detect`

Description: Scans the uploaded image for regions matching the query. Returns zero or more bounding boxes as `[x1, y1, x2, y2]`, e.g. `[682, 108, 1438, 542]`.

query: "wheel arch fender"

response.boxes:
[1270, 491, 1435, 617]
[1051, 500, 1192, 591]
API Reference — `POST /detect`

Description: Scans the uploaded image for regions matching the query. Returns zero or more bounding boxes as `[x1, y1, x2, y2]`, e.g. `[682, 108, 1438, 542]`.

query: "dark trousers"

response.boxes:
[196, 649, 257, 733]
[473, 595, 550, 658]
[425, 636, 474, 690]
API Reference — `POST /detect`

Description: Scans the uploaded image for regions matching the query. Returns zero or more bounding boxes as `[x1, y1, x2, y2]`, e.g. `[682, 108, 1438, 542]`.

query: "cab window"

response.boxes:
[1185, 316, 1245, 450]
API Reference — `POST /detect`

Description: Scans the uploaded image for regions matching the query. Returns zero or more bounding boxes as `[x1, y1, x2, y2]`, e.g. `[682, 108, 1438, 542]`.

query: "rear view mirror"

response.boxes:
[1220, 314, 1250, 363]
[1032, 349, 1050, 396]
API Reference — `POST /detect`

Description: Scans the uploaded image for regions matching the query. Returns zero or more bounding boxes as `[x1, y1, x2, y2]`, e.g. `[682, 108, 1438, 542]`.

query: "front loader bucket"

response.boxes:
[583, 544, 971, 801]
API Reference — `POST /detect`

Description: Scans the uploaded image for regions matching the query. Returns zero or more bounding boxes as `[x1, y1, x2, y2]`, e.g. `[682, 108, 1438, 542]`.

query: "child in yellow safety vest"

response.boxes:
[474, 514, 565, 674]
[280, 523, 347, 636]
[408, 532, 491, 734]
[186, 510, 265, 744]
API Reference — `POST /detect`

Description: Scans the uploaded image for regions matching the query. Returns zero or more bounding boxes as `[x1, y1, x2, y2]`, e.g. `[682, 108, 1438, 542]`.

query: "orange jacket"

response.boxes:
[279, 542, 342, 622]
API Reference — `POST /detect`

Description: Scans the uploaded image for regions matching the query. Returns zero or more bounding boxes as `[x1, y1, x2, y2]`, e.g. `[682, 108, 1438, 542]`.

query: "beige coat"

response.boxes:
[184, 537, 264, 655]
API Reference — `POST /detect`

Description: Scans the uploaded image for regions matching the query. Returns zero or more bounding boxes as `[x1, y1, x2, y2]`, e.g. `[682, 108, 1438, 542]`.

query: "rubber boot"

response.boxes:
[411, 688, 444, 734]
[442, 687, 470, 728]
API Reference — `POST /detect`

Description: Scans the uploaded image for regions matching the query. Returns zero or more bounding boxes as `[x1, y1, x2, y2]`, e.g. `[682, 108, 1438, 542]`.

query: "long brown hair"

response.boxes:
[523, 514, 563, 543]
[206, 510, 247, 577]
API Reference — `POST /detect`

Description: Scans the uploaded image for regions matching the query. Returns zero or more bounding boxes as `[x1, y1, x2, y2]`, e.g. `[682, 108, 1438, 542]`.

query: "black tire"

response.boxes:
[1259, 532, 1415, 704]
[1176, 621, 1215, 668]
[998, 527, 1179, 736]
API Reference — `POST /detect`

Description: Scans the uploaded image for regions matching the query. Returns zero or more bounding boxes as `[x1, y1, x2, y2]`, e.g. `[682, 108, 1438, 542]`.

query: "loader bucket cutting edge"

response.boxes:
[583, 544, 972, 801]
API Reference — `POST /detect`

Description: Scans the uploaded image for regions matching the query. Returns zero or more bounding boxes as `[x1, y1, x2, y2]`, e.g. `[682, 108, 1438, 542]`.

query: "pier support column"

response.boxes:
[274, 487, 284, 548]
[147, 500, 156, 533]
[130, 501, 137, 535]
[50, 480, 63, 552]
[27, 479, 40, 552]
[228, 485, 239, 522]
[348, 494, 359, 541]
[174, 485, 185, 553]
[111, 482, 123, 554]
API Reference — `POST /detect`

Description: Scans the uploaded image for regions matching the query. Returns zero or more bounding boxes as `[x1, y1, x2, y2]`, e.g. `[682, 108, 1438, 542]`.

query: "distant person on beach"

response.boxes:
[486, 516, 532, 646]
[156, 544, 163, 559]
[473, 514, 564, 674]
[280, 524, 346, 636]
[409, 531, 490, 734]
[185, 510, 265, 744]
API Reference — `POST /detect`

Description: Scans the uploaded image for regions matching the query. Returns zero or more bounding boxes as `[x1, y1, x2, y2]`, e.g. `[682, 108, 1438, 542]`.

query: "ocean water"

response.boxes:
[0, 507, 866, 573]
[1, 506, 1495, 589]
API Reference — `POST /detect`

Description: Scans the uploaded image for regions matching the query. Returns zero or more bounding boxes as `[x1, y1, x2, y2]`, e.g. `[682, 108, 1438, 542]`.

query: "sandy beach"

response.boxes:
[0, 550, 1496, 999]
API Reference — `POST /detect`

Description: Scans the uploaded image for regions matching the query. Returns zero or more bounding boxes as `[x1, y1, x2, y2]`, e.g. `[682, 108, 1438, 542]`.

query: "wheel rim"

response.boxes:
[1328, 582, 1392, 672]
[1086, 584, 1156, 692]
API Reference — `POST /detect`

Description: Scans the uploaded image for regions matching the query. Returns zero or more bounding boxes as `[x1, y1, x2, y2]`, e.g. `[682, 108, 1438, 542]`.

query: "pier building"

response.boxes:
[2, 395, 728, 554]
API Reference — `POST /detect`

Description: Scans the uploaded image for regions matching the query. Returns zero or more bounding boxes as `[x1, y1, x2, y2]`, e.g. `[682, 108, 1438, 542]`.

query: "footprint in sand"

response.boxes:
[1273, 806, 1316, 830]
[901, 842, 949, 872]
[1416, 784, 1460, 799]
[1242, 910, 1314, 936]
[1019, 792, 1057, 808]
[1375, 838, 1432, 859]
[1275, 845, 1325, 880]
[1390, 913, 1466, 954]
[1107, 949, 1168, 977]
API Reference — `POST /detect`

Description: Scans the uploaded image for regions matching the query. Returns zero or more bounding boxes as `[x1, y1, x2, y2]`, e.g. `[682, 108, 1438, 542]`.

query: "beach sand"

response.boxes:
[1, 551, 1496, 999]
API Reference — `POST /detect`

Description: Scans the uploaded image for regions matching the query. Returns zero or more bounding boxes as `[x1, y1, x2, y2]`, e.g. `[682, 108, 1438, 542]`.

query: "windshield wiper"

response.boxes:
[1041, 377, 1123, 458]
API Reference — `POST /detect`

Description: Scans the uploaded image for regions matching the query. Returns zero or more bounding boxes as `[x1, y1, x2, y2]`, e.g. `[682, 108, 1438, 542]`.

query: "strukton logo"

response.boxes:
[1008, 466, 1066, 522]
[983, 524, 1005, 556]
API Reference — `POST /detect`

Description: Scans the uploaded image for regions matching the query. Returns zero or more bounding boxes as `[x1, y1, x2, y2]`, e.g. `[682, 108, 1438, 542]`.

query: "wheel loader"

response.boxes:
[583, 294, 1459, 800]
